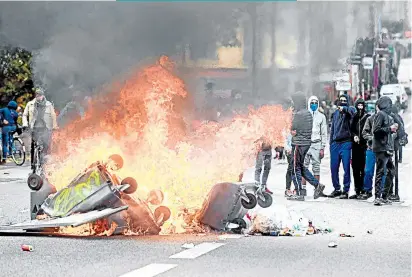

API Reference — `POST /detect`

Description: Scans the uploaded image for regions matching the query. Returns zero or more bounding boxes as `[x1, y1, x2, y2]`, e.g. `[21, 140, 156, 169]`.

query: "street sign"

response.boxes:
[349, 55, 361, 65]
[335, 80, 351, 91]
[362, 57, 373, 70]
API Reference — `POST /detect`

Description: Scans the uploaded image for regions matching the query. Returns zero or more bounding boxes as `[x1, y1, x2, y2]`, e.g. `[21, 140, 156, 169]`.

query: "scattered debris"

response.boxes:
[328, 242, 338, 248]
[181, 243, 195, 249]
[367, 230, 373, 234]
[21, 245, 33, 252]
[339, 233, 354, 237]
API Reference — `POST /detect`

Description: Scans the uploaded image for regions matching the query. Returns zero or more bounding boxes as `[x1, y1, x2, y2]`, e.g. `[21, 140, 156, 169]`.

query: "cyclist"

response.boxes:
[0, 101, 19, 164]
[22, 88, 58, 170]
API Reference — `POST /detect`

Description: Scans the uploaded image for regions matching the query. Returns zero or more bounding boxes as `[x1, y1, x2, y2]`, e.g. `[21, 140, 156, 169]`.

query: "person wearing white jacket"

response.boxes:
[301, 95, 328, 196]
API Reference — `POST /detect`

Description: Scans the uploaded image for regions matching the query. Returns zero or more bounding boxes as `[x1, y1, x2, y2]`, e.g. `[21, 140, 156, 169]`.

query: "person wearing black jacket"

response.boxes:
[372, 96, 398, 206]
[350, 98, 370, 199]
[384, 106, 407, 202]
[287, 92, 325, 201]
[328, 94, 355, 199]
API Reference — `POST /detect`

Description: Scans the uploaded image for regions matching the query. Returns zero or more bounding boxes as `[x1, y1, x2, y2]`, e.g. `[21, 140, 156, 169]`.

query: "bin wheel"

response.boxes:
[258, 192, 273, 208]
[231, 218, 247, 234]
[121, 177, 138, 194]
[154, 206, 171, 226]
[241, 193, 257, 209]
[147, 189, 164, 205]
[27, 173, 43, 191]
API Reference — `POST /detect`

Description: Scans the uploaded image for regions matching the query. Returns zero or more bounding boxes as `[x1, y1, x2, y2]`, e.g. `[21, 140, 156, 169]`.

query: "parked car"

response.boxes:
[380, 84, 408, 110]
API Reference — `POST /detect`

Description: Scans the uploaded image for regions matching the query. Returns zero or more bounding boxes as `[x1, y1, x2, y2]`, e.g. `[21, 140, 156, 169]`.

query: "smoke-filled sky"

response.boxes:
[0, 2, 372, 106]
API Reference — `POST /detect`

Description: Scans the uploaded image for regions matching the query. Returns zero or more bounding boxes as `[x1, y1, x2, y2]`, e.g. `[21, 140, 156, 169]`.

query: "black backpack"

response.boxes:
[391, 112, 408, 146]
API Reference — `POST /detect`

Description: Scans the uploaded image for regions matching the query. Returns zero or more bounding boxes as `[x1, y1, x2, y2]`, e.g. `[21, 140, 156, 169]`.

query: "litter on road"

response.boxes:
[21, 244, 33, 252]
[328, 242, 338, 248]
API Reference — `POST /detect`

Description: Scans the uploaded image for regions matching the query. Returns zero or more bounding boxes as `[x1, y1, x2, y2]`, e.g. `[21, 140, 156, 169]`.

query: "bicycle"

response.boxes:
[0, 126, 26, 166]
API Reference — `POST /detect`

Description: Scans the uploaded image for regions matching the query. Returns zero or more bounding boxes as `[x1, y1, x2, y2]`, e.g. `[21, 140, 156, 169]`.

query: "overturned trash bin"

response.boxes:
[197, 183, 252, 234]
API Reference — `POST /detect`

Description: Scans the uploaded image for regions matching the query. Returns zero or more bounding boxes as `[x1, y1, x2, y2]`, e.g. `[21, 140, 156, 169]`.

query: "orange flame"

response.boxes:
[46, 56, 292, 234]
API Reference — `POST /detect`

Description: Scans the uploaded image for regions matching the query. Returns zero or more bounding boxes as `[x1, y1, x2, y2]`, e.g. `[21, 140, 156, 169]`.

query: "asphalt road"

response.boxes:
[0, 110, 410, 277]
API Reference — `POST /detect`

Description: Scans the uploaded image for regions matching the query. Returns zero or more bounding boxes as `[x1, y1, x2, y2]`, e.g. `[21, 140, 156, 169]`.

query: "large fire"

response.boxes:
[46, 56, 292, 234]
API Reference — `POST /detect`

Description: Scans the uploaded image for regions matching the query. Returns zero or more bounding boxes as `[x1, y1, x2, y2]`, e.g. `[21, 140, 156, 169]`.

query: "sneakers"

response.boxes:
[314, 183, 325, 199]
[338, 192, 349, 199]
[381, 198, 392, 205]
[349, 194, 360, 199]
[287, 195, 305, 201]
[359, 192, 373, 200]
[284, 190, 293, 197]
[373, 198, 383, 206]
[328, 190, 342, 198]
[388, 194, 400, 202]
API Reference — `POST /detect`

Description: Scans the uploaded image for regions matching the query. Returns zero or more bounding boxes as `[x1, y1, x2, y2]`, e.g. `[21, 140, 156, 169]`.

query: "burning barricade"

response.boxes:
[0, 56, 293, 236]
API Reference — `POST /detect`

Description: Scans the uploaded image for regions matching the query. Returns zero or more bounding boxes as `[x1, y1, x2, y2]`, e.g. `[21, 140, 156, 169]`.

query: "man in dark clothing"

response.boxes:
[384, 105, 407, 202]
[372, 96, 398, 206]
[328, 94, 355, 199]
[287, 92, 325, 201]
[350, 98, 370, 199]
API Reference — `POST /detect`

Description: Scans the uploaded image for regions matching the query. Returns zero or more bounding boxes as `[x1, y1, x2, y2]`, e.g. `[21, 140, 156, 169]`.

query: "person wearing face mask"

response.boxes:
[301, 96, 327, 196]
[287, 92, 325, 201]
[328, 94, 355, 198]
[359, 102, 378, 200]
[349, 98, 370, 199]
[22, 88, 58, 171]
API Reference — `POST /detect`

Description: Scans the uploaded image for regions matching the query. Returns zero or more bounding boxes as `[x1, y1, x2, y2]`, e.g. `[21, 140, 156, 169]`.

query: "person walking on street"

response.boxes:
[302, 96, 327, 196]
[350, 98, 370, 199]
[22, 88, 58, 170]
[360, 102, 378, 200]
[328, 94, 355, 199]
[287, 92, 325, 201]
[254, 136, 273, 194]
[372, 96, 398, 206]
[0, 101, 19, 164]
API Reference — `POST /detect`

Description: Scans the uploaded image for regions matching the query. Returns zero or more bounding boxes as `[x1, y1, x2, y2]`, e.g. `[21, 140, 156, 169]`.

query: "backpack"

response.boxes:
[390, 112, 408, 146]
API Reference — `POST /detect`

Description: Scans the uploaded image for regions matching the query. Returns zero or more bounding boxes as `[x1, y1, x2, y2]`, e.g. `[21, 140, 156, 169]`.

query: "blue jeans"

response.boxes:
[363, 149, 375, 192]
[1, 125, 16, 158]
[330, 141, 352, 192]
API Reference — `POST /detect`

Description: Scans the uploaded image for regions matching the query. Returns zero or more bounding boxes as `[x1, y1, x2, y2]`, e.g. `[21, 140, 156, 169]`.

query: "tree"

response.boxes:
[0, 46, 34, 107]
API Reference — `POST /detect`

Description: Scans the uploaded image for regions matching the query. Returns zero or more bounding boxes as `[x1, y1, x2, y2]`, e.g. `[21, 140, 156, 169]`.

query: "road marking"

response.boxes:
[118, 263, 177, 277]
[218, 234, 244, 239]
[169, 242, 225, 259]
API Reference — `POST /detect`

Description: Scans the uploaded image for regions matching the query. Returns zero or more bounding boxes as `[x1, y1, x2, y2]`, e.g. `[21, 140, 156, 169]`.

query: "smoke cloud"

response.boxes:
[0, 2, 232, 106]
[0, 2, 372, 107]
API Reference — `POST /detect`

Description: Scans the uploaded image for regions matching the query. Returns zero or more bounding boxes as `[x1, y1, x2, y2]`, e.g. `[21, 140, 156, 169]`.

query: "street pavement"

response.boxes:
[0, 110, 411, 277]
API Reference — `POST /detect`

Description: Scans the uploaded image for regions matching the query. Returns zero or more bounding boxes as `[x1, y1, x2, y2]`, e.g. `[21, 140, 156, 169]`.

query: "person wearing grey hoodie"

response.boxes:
[301, 95, 327, 196]
[287, 92, 325, 201]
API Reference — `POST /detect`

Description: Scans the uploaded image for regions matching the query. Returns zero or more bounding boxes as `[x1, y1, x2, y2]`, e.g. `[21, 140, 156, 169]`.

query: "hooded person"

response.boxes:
[301, 96, 327, 196]
[0, 100, 19, 164]
[372, 96, 398, 206]
[360, 102, 378, 200]
[349, 98, 370, 199]
[22, 88, 58, 171]
[383, 105, 407, 202]
[328, 93, 355, 199]
[286, 92, 325, 201]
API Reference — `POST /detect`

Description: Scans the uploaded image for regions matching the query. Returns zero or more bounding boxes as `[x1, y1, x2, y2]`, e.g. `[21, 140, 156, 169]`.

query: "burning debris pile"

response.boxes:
[45, 56, 292, 235]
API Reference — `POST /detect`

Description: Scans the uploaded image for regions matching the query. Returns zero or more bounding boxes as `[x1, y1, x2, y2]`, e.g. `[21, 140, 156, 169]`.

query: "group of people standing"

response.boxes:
[254, 91, 408, 206]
